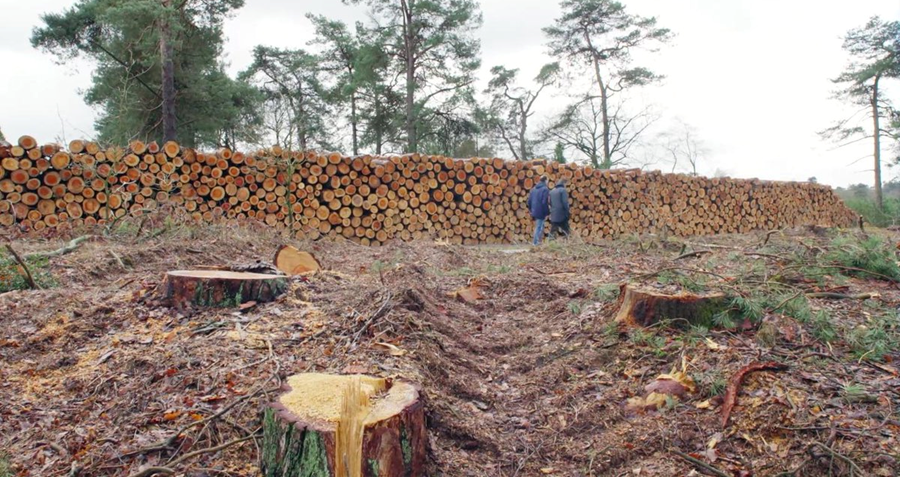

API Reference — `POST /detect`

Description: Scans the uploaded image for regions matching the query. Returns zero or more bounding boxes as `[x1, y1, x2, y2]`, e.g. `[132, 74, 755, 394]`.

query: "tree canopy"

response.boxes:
[823, 16, 900, 208]
[485, 62, 560, 160]
[31, 0, 254, 147]
[544, 0, 671, 168]
[344, 0, 483, 153]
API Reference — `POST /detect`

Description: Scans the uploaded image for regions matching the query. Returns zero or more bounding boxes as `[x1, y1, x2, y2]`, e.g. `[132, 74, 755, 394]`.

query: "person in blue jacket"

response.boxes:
[527, 176, 550, 245]
[549, 178, 570, 239]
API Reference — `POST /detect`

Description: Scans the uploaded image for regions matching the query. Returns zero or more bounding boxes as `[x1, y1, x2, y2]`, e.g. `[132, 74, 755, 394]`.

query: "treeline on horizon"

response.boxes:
[16, 0, 900, 194]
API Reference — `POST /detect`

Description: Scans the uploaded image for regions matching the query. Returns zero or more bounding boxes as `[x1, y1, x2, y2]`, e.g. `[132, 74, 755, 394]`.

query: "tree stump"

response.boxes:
[263, 373, 427, 477]
[164, 270, 287, 307]
[614, 284, 729, 327]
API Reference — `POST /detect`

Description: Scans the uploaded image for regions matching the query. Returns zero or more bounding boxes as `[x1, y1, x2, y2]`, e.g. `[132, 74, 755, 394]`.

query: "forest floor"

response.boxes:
[1, 217, 899, 477]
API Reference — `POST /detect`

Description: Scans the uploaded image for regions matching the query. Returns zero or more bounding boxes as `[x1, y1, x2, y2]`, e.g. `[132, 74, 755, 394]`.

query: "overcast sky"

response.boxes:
[2, 0, 899, 187]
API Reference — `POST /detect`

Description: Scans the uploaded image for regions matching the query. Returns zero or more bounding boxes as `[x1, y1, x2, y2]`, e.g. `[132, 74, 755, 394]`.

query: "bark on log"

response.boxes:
[614, 284, 729, 327]
[164, 270, 287, 307]
[1, 136, 858, 244]
[263, 373, 427, 477]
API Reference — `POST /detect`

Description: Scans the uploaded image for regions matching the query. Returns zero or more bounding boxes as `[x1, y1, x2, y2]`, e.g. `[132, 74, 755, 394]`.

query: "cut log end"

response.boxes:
[614, 284, 729, 328]
[164, 270, 287, 308]
[263, 373, 427, 477]
[274, 245, 322, 276]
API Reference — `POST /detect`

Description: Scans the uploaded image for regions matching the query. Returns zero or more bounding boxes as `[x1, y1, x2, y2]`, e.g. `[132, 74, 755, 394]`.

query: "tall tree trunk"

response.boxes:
[159, 1, 177, 142]
[585, 33, 611, 168]
[872, 75, 883, 209]
[401, 0, 417, 153]
[518, 102, 528, 161]
[351, 93, 360, 156]
[374, 92, 383, 155]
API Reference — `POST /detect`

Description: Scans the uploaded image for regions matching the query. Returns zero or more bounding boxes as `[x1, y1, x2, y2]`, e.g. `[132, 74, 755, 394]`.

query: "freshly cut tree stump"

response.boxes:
[263, 373, 427, 477]
[164, 270, 287, 307]
[274, 245, 322, 276]
[614, 284, 729, 327]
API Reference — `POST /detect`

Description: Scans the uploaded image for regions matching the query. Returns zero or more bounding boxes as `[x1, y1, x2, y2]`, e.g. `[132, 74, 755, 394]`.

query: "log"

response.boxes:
[614, 284, 729, 327]
[164, 270, 287, 307]
[0, 135, 859, 244]
[273, 245, 322, 276]
[263, 373, 427, 477]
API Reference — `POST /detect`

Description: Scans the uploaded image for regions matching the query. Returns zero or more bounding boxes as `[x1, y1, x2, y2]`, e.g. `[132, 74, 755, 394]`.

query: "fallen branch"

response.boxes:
[637, 267, 729, 282]
[126, 434, 256, 477]
[744, 252, 786, 261]
[24, 235, 90, 260]
[761, 229, 782, 247]
[109, 250, 126, 269]
[722, 361, 789, 428]
[805, 292, 878, 300]
[119, 386, 274, 458]
[809, 441, 864, 476]
[684, 242, 740, 251]
[771, 291, 804, 313]
[350, 292, 393, 346]
[674, 250, 712, 261]
[4, 244, 40, 290]
[671, 448, 730, 477]
[813, 264, 899, 283]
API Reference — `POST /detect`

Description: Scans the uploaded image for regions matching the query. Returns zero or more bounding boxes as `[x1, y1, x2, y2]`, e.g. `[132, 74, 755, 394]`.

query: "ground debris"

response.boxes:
[1, 222, 899, 476]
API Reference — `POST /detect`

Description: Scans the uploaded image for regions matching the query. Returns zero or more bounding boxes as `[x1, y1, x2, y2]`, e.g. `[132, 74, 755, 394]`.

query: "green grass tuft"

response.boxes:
[0, 255, 57, 293]
[0, 454, 11, 477]
[594, 284, 620, 302]
[847, 315, 898, 362]
[695, 369, 727, 398]
[810, 311, 838, 343]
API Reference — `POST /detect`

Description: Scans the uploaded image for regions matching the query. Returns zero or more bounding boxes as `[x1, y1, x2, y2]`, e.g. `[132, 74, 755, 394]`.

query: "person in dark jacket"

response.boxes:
[527, 176, 550, 245]
[549, 179, 570, 239]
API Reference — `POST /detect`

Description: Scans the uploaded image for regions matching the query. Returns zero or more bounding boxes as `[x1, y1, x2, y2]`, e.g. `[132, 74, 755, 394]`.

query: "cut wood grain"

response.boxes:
[263, 373, 427, 477]
[0, 137, 858, 245]
[273, 245, 321, 275]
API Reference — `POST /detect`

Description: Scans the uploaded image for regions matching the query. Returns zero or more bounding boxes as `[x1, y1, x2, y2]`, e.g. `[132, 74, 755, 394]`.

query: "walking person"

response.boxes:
[527, 176, 550, 245]
[549, 178, 571, 239]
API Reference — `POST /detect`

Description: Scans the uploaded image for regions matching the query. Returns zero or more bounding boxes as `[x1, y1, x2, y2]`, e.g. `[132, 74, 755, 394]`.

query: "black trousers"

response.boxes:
[549, 219, 570, 239]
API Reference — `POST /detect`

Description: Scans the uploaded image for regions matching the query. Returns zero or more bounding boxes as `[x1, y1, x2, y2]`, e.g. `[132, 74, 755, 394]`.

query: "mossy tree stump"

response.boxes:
[614, 284, 728, 327]
[263, 373, 427, 477]
[164, 270, 287, 308]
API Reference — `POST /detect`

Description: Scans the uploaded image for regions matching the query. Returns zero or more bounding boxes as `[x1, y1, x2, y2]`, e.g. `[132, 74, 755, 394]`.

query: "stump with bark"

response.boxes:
[164, 270, 287, 307]
[263, 373, 427, 477]
[614, 284, 729, 327]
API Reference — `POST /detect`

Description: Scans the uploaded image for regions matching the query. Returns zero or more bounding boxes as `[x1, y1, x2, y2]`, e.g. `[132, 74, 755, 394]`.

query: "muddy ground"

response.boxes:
[1, 218, 899, 476]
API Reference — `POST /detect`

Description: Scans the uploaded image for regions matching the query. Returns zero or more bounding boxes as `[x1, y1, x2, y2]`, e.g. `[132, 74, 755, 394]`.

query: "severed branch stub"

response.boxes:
[263, 373, 426, 477]
[164, 270, 287, 308]
[4, 243, 40, 290]
[614, 284, 728, 328]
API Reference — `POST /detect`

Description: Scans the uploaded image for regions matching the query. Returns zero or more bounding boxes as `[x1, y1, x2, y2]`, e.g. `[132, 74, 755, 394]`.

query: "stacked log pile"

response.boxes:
[0, 136, 858, 243]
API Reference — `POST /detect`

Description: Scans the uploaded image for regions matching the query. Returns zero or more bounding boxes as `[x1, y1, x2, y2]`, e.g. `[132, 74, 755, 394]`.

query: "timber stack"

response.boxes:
[0, 135, 858, 244]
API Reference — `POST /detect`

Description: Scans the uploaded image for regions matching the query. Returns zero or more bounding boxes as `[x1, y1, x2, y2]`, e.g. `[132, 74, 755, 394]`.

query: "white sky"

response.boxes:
[2, 0, 899, 187]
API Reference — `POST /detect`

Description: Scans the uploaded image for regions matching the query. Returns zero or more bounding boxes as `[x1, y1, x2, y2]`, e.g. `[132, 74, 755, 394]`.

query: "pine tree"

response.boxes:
[545, 0, 671, 167]
[31, 0, 254, 146]
[485, 62, 560, 160]
[822, 16, 900, 209]
[344, 0, 482, 153]
[239, 47, 332, 150]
